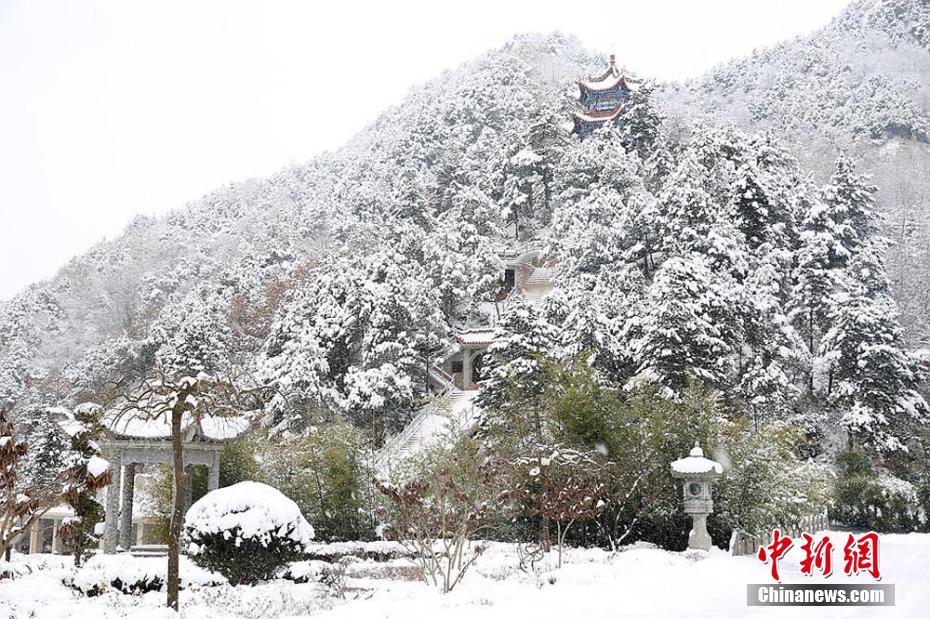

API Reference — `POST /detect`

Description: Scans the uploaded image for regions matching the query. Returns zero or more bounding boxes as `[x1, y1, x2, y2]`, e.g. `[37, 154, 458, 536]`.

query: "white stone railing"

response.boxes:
[729, 509, 830, 556]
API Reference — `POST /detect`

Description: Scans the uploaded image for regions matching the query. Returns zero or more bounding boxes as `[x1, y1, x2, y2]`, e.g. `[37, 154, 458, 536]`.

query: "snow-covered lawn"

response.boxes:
[2, 532, 928, 618]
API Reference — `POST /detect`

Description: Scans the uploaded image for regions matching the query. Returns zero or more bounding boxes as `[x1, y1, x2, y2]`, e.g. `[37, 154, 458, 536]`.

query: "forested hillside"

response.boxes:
[662, 0, 930, 345]
[1, 9, 928, 480]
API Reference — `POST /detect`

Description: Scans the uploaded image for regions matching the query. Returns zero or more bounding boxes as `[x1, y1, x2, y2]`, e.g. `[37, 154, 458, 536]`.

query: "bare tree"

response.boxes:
[514, 447, 608, 568]
[108, 367, 274, 610]
[374, 437, 506, 593]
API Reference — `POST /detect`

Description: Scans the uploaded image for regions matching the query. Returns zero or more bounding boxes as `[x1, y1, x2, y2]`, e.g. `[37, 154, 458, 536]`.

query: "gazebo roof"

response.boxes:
[577, 55, 640, 94]
[572, 105, 625, 124]
[101, 409, 251, 443]
[455, 328, 497, 347]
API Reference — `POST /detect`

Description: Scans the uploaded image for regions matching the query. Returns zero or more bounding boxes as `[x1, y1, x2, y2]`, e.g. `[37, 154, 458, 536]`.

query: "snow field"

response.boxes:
[1, 532, 928, 618]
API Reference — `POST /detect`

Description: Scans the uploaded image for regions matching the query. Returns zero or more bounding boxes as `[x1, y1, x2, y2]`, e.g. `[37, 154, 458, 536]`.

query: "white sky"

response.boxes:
[0, 0, 851, 300]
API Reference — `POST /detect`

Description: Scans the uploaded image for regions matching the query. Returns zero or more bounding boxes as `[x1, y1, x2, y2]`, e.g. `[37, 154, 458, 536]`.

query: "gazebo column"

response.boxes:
[208, 451, 220, 492]
[102, 450, 122, 554]
[462, 349, 473, 389]
[29, 520, 39, 554]
[50, 519, 59, 554]
[119, 463, 136, 551]
[182, 464, 194, 516]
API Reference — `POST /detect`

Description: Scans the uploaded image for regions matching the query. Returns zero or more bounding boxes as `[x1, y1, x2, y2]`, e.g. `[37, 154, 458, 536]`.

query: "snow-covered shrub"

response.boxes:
[280, 559, 332, 583]
[375, 436, 500, 593]
[0, 561, 30, 580]
[220, 425, 376, 542]
[832, 447, 920, 532]
[183, 481, 315, 584]
[712, 420, 834, 544]
[302, 540, 413, 562]
[68, 554, 224, 596]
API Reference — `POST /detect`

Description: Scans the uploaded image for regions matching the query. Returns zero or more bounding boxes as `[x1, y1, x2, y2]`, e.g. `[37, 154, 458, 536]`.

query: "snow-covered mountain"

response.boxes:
[2, 10, 928, 456]
[661, 0, 930, 344]
[0, 33, 598, 429]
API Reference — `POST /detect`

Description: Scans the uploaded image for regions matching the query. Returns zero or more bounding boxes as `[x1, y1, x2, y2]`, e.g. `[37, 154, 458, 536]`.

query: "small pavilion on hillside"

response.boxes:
[445, 328, 495, 391]
[571, 54, 639, 137]
[97, 411, 250, 554]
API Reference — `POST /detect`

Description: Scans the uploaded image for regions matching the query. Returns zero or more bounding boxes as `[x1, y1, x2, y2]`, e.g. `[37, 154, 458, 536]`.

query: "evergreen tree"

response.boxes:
[57, 403, 110, 565]
[618, 79, 663, 156]
[626, 256, 733, 394]
[820, 294, 928, 453]
[476, 299, 559, 426]
[820, 155, 879, 260]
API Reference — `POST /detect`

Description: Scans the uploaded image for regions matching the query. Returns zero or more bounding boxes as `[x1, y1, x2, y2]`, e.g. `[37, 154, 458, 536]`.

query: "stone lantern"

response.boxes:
[671, 441, 723, 551]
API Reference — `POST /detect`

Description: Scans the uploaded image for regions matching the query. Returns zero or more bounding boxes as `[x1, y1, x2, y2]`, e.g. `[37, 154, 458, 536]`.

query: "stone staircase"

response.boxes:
[374, 388, 478, 474]
[375, 245, 555, 474]
[519, 266, 555, 304]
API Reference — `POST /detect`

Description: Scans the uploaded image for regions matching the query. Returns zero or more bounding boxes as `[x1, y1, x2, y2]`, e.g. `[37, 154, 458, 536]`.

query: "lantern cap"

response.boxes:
[671, 442, 723, 479]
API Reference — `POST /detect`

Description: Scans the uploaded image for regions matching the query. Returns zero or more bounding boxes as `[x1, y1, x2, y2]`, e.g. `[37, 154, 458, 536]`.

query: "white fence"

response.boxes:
[729, 509, 830, 556]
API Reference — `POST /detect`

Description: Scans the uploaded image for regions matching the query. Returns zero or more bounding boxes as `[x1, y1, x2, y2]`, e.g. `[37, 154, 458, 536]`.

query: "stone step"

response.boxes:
[129, 544, 168, 557]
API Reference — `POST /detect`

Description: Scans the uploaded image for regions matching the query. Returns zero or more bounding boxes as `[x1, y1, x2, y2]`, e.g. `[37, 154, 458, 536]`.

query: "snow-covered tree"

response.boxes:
[477, 299, 559, 423]
[627, 256, 733, 394]
[820, 294, 928, 453]
[57, 403, 110, 566]
[0, 409, 61, 557]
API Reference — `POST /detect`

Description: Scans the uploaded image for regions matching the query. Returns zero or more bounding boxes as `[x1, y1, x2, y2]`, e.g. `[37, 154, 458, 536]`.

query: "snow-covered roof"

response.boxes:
[579, 73, 624, 92]
[102, 409, 250, 442]
[670, 443, 723, 478]
[455, 328, 496, 347]
[572, 106, 625, 124]
[577, 60, 639, 94]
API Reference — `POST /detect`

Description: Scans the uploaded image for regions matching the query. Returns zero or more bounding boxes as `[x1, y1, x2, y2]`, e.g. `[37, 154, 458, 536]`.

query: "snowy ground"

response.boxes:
[1, 532, 928, 618]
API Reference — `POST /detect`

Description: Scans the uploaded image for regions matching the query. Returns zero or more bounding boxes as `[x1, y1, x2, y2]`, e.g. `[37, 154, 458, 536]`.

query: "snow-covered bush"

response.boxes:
[68, 554, 224, 596]
[183, 481, 315, 584]
[712, 420, 834, 544]
[302, 540, 412, 562]
[282, 559, 348, 596]
[375, 436, 500, 593]
[220, 425, 376, 542]
[832, 447, 921, 532]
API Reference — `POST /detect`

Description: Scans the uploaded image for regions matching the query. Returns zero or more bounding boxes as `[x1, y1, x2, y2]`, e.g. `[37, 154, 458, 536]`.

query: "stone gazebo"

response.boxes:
[99, 412, 250, 554]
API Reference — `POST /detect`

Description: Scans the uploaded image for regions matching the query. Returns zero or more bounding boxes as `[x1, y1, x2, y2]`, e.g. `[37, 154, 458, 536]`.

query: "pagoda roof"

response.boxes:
[578, 73, 639, 93]
[577, 56, 640, 93]
[572, 104, 625, 124]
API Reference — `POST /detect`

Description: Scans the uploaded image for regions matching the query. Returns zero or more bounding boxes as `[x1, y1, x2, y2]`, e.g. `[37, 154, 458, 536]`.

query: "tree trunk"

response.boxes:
[168, 404, 185, 611]
[807, 307, 816, 395]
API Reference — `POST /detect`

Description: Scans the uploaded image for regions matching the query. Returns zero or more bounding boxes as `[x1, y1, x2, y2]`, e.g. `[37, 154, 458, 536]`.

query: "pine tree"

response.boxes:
[626, 256, 733, 394]
[57, 403, 110, 565]
[820, 155, 879, 260]
[790, 157, 878, 386]
[476, 299, 559, 426]
[821, 295, 928, 453]
[729, 134, 798, 253]
[618, 79, 663, 156]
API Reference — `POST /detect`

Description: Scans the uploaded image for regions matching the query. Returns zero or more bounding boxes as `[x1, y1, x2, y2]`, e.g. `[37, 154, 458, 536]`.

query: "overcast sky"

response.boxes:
[0, 0, 851, 300]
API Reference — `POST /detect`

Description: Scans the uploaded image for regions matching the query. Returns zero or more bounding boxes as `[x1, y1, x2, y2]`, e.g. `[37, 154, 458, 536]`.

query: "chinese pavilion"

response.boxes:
[571, 54, 638, 137]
